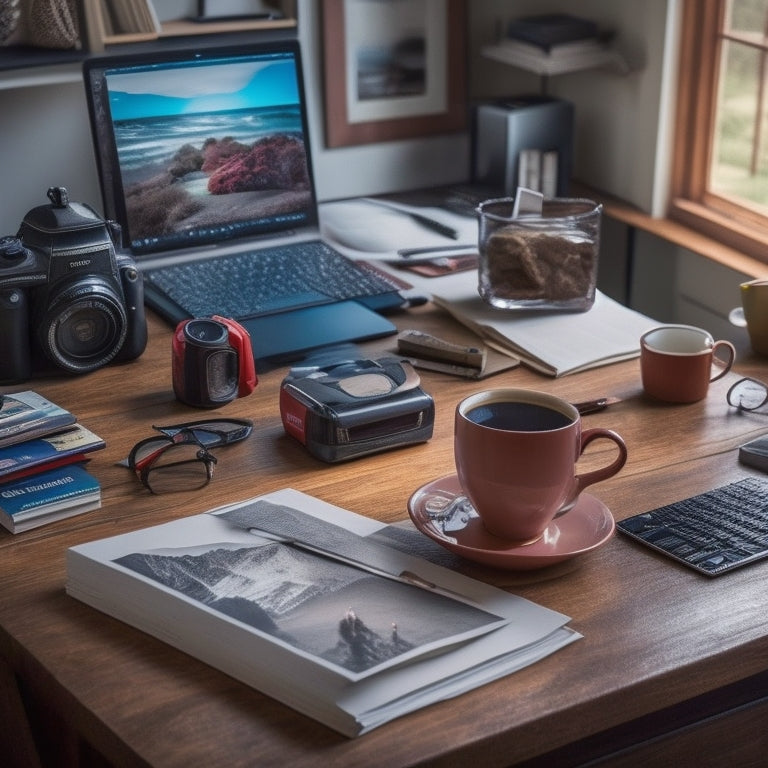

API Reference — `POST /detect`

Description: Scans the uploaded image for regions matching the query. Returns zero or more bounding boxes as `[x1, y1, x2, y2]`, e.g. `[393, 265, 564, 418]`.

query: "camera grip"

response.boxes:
[116, 265, 148, 361]
[0, 288, 31, 382]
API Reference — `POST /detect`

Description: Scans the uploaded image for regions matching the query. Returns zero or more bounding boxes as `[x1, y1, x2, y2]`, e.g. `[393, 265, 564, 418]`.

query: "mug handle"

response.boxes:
[575, 428, 628, 496]
[554, 429, 627, 518]
[710, 340, 736, 382]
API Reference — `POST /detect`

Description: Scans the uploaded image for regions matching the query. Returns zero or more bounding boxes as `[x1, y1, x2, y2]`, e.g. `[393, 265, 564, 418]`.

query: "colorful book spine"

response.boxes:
[0, 424, 105, 483]
[0, 464, 101, 533]
[0, 391, 77, 448]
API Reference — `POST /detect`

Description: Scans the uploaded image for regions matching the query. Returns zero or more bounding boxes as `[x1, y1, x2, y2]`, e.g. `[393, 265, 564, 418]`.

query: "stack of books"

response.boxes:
[0, 391, 104, 534]
[67, 489, 580, 736]
[482, 13, 629, 77]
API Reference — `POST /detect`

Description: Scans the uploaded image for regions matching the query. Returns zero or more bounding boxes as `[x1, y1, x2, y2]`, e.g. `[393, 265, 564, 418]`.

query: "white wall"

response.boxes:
[0, 0, 675, 233]
[296, 0, 470, 201]
[468, 0, 678, 216]
[301, 0, 679, 211]
[0, 73, 102, 234]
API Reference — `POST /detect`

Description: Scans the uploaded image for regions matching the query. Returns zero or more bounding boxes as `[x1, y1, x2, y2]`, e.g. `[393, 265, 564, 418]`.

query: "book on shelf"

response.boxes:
[516, 148, 559, 198]
[429, 275, 656, 377]
[66, 489, 579, 738]
[517, 148, 541, 193]
[0, 391, 77, 449]
[506, 14, 601, 50]
[0, 463, 101, 534]
[79, 0, 160, 49]
[0, 424, 106, 484]
[482, 29, 628, 78]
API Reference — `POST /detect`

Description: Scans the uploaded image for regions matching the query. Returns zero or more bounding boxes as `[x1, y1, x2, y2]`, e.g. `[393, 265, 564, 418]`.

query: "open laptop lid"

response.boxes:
[83, 40, 320, 266]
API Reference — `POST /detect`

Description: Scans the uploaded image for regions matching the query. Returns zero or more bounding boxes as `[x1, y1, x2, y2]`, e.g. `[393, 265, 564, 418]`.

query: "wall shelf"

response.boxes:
[81, 0, 296, 51]
[0, 0, 296, 86]
[0, 50, 83, 91]
[482, 41, 629, 78]
[0, 45, 85, 73]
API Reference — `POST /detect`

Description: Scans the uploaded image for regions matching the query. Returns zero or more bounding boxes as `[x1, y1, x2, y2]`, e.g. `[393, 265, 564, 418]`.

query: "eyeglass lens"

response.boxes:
[154, 419, 252, 447]
[135, 439, 215, 494]
[727, 378, 768, 411]
[127, 419, 251, 494]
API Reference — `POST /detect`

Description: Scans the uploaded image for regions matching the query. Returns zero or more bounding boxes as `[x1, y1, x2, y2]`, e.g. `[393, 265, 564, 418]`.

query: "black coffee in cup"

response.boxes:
[466, 401, 572, 431]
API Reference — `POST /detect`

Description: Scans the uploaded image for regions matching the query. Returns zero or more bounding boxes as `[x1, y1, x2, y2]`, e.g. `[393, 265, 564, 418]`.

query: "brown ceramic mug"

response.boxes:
[454, 389, 627, 543]
[640, 325, 735, 403]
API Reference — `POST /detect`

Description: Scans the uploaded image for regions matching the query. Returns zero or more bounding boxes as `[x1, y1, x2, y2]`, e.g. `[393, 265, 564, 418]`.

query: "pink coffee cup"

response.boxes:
[640, 325, 735, 403]
[454, 389, 627, 543]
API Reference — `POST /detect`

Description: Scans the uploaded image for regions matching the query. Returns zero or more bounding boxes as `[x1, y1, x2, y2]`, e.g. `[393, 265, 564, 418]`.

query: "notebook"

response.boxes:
[83, 40, 403, 360]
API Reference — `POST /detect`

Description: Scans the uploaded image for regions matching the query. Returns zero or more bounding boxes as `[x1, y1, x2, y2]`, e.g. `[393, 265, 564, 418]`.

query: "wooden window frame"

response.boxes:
[670, 0, 768, 262]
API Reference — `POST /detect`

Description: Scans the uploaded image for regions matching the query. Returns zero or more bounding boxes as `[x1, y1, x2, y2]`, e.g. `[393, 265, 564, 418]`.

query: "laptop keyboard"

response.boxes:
[143, 240, 402, 319]
[617, 476, 768, 575]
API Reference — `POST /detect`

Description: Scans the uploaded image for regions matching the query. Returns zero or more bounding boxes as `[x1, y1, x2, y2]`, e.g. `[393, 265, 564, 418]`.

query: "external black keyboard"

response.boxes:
[143, 240, 401, 319]
[618, 476, 768, 575]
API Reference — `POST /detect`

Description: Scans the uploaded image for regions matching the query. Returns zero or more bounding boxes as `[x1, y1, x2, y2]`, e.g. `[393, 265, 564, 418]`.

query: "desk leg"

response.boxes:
[0, 654, 43, 768]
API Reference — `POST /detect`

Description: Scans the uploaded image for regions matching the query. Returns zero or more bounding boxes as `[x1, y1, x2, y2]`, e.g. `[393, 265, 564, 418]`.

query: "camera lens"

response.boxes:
[39, 279, 128, 373]
[183, 318, 229, 345]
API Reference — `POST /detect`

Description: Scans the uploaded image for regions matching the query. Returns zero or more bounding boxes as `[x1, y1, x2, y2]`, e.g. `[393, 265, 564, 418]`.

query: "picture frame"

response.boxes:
[321, 0, 467, 148]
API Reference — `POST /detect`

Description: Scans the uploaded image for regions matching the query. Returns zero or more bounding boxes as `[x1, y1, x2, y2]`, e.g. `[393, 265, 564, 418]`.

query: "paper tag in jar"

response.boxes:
[512, 187, 544, 218]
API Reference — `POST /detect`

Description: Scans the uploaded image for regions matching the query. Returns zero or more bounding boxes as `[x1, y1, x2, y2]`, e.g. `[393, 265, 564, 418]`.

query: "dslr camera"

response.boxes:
[0, 187, 147, 382]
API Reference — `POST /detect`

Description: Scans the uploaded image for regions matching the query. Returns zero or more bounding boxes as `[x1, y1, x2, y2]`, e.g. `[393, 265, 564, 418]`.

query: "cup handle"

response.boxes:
[710, 340, 736, 382]
[574, 428, 628, 496]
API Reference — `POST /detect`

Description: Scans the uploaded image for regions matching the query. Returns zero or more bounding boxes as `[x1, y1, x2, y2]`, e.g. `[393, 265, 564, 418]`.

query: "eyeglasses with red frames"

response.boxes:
[126, 418, 253, 494]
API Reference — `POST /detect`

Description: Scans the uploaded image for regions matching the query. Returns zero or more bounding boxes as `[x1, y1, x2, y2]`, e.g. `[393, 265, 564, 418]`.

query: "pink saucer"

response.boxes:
[408, 475, 615, 570]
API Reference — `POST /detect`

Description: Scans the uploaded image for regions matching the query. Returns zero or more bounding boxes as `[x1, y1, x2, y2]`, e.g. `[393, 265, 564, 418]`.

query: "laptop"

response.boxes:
[83, 40, 405, 361]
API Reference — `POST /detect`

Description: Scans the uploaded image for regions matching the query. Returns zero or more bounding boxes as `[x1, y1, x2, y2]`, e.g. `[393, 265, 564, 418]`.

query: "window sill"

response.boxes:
[581, 185, 768, 280]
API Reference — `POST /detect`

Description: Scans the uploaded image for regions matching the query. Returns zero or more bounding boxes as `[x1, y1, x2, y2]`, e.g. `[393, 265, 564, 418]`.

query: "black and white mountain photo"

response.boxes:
[114, 539, 500, 676]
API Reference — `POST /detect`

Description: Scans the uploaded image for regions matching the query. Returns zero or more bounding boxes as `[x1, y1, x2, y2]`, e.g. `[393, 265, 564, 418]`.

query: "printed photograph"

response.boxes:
[113, 534, 503, 679]
[343, 0, 448, 124]
[351, 0, 427, 100]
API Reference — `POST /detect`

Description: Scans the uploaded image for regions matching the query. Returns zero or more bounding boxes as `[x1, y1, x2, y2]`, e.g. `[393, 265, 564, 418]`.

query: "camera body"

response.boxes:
[280, 356, 434, 462]
[172, 315, 257, 408]
[0, 188, 147, 383]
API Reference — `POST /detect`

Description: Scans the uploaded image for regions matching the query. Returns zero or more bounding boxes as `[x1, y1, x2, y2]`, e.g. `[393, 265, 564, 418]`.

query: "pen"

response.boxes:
[361, 198, 461, 240]
[407, 212, 461, 240]
[573, 397, 621, 415]
[397, 244, 477, 258]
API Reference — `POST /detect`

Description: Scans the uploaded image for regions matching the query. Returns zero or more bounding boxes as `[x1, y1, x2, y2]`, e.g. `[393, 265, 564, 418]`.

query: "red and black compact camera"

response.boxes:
[172, 315, 257, 408]
[279, 356, 434, 462]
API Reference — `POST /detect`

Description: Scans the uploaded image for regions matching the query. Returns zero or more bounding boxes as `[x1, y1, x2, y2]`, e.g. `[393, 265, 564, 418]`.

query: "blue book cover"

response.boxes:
[0, 391, 77, 448]
[0, 464, 101, 528]
[0, 424, 106, 482]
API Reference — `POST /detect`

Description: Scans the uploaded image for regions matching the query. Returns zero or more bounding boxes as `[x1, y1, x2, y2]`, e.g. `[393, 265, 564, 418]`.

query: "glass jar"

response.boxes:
[476, 197, 602, 312]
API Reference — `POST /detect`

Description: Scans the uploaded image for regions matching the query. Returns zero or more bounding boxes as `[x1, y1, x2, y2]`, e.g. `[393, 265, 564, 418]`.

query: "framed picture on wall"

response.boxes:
[321, 0, 467, 148]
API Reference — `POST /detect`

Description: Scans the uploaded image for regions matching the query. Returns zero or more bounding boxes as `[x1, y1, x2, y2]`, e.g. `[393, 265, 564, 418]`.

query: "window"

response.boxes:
[671, 0, 768, 262]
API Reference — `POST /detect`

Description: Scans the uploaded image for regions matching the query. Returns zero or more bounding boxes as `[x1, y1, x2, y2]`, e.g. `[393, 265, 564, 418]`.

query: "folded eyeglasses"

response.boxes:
[126, 418, 253, 494]
[726, 377, 768, 412]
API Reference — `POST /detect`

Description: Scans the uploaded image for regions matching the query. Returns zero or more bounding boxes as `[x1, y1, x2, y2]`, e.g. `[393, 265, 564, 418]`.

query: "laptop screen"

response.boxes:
[84, 41, 318, 259]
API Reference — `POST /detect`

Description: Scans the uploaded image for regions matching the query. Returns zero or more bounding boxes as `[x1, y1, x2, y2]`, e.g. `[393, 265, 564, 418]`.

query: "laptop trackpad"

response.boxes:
[241, 301, 397, 361]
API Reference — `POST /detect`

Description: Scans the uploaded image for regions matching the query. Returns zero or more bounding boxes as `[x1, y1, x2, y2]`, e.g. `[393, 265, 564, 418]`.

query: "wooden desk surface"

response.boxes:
[2, 307, 768, 767]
